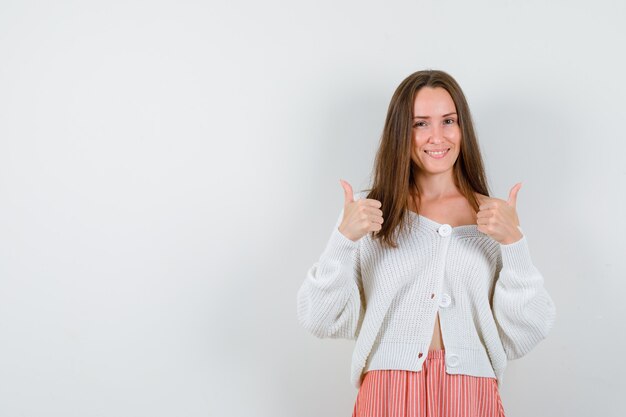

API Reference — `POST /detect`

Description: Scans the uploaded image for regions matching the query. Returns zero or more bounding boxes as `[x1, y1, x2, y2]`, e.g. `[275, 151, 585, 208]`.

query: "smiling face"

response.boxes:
[410, 86, 461, 176]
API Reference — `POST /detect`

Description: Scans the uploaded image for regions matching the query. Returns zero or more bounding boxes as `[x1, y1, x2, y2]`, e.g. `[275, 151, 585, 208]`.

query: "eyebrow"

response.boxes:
[413, 112, 457, 119]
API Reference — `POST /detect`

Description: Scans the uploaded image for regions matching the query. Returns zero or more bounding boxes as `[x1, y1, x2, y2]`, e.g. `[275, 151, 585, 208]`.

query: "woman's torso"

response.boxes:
[407, 191, 488, 351]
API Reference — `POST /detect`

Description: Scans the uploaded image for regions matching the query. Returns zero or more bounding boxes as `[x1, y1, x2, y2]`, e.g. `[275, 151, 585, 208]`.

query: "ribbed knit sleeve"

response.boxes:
[296, 208, 365, 340]
[491, 233, 556, 360]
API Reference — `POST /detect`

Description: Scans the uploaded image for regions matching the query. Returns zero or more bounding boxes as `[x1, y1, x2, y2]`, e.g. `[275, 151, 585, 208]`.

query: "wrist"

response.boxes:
[338, 226, 358, 242]
[501, 227, 523, 245]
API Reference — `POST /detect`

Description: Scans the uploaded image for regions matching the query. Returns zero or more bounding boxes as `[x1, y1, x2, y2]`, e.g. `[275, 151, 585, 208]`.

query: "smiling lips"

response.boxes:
[424, 148, 450, 159]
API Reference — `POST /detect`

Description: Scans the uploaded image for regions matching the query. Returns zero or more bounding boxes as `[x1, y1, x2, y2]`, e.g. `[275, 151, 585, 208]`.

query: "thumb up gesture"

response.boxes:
[476, 182, 524, 245]
[338, 179, 384, 242]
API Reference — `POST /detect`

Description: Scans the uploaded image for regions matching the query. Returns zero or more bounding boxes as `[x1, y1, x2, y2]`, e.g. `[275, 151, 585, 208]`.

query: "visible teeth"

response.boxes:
[426, 149, 448, 155]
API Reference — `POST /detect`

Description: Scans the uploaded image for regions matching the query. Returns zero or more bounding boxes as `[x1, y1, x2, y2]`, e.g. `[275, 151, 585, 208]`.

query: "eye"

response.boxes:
[444, 118, 456, 125]
[413, 121, 426, 128]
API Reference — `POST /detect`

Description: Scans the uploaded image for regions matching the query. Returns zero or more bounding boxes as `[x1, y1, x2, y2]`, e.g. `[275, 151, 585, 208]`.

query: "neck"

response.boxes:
[413, 170, 458, 201]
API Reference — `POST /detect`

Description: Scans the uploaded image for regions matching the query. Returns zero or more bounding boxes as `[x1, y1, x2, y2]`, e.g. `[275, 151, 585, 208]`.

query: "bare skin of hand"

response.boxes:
[476, 182, 524, 245]
[338, 179, 384, 242]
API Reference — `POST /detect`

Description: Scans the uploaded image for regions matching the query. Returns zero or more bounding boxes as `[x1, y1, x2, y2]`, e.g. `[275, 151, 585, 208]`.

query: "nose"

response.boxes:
[429, 123, 443, 143]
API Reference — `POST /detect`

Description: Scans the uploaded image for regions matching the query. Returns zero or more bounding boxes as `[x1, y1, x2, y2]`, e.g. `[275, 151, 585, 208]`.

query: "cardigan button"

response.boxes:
[438, 224, 452, 237]
[446, 353, 460, 367]
[439, 293, 451, 308]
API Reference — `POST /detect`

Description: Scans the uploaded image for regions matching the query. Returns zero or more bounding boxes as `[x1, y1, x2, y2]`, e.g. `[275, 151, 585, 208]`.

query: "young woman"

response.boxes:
[296, 69, 556, 417]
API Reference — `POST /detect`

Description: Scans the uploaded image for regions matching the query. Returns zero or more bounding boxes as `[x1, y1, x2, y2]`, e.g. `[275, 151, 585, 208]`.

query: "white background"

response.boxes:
[1, 0, 624, 416]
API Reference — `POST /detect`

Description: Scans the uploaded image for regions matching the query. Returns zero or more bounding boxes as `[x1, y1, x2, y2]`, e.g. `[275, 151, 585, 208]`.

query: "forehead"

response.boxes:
[413, 87, 456, 114]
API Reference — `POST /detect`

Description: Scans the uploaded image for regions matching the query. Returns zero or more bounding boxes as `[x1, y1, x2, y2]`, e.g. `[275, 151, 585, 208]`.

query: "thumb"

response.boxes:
[339, 179, 354, 205]
[507, 182, 522, 207]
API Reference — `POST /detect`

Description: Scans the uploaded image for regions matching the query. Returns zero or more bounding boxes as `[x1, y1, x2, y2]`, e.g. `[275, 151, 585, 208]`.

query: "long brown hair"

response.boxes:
[362, 69, 491, 248]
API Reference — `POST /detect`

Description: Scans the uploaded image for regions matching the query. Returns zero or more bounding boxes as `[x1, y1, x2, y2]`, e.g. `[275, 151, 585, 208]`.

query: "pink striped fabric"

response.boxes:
[352, 349, 506, 417]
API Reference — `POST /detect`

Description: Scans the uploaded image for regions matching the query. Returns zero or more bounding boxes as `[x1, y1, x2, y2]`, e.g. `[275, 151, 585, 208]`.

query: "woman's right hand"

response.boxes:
[338, 179, 384, 242]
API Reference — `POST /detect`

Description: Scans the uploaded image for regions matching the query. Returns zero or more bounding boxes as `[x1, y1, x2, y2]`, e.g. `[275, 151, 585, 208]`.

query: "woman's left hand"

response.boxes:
[476, 183, 524, 245]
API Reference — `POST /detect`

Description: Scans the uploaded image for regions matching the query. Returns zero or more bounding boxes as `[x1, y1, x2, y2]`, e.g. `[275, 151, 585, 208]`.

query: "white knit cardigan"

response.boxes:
[296, 191, 556, 389]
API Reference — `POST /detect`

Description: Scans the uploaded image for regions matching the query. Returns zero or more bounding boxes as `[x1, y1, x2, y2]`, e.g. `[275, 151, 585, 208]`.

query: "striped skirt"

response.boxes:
[352, 349, 506, 417]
